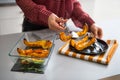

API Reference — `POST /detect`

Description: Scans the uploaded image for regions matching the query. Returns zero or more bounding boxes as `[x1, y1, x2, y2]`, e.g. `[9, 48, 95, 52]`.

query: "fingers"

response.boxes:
[56, 17, 67, 23]
[53, 21, 65, 31]
[94, 27, 103, 39]
[55, 17, 67, 31]
[49, 21, 66, 32]
[93, 28, 98, 38]
[98, 28, 103, 39]
[56, 17, 67, 27]
[90, 24, 103, 39]
[90, 26, 97, 38]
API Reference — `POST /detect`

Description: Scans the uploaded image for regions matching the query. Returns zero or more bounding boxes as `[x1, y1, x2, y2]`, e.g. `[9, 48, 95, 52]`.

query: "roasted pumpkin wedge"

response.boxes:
[70, 35, 89, 47]
[74, 37, 96, 50]
[77, 23, 88, 36]
[17, 48, 49, 58]
[59, 23, 88, 42]
[59, 32, 72, 42]
[23, 38, 52, 49]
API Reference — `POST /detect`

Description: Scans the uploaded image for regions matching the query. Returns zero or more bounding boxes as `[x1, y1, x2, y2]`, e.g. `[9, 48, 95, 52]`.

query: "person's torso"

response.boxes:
[33, 0, 74, 18]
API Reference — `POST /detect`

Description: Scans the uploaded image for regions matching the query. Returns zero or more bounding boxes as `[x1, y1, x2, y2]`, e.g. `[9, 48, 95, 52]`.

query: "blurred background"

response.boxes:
[0, 0, 120, 35]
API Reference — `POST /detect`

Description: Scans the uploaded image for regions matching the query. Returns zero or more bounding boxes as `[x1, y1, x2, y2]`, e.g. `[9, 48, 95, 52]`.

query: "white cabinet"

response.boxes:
[0, 0, 15, 4]
[0, 5, 23, 35]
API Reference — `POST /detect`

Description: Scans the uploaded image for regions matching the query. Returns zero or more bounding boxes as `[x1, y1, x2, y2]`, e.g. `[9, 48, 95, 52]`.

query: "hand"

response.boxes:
[48, 13, 67, 32]
[90, 23, 103, 39]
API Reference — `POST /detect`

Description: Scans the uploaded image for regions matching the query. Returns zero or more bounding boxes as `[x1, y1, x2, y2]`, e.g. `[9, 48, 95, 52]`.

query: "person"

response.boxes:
[16, 0, 103, 39]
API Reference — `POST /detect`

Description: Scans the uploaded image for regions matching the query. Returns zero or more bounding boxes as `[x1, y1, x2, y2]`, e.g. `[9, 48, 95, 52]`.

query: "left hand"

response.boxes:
[90, 23, 103, 39]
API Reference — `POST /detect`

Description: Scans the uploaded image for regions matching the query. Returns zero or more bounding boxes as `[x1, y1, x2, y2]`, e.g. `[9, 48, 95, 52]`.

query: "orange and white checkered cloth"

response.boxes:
[59, 40, 118, 65]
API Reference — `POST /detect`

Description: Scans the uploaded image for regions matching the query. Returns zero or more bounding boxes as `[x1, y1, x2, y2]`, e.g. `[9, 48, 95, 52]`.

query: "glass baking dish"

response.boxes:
[9, 29, 56, 73]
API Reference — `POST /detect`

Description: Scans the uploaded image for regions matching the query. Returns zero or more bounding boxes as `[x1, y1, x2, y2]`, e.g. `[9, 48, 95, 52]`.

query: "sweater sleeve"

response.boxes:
[16, 0, 52, 26]
[72, 1, 95, 27]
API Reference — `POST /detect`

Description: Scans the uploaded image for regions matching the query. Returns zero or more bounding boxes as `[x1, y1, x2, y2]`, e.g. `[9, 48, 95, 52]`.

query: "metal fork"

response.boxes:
[94, 40, 103, 51]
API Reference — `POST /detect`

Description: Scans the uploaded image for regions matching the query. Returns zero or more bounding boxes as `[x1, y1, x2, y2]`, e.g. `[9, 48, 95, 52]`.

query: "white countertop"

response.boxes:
[0, 19, 120, 80]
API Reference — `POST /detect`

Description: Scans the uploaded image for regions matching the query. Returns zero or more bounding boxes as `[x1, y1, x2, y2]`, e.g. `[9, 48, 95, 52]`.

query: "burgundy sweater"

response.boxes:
[16, 0, 95, 28]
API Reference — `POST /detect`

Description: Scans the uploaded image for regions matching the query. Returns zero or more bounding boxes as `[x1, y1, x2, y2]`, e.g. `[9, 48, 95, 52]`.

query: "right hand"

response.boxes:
[48, 13, 67, 32]
[90, 23, 103, 39]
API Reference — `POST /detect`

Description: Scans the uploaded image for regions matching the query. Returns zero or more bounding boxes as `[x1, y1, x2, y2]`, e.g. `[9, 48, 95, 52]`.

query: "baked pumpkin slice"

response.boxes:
[59, 23, 88, 42]
[77, 23, 88, 36]
[59, 32, 72, 42]
[17, 48, 49, 58]
[23, 38, 53, 49]
[74, 37, 96, 51]
[70, 34, 89, 47]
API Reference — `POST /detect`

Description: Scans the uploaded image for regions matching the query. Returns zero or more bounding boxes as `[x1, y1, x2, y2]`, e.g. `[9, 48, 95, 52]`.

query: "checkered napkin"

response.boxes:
[59, 40, 118, 65]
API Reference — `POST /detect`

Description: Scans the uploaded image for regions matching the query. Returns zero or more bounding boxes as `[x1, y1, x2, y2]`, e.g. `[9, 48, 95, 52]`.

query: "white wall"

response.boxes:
[79, 0, 96, 18]
[93, 0, 120, 22]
